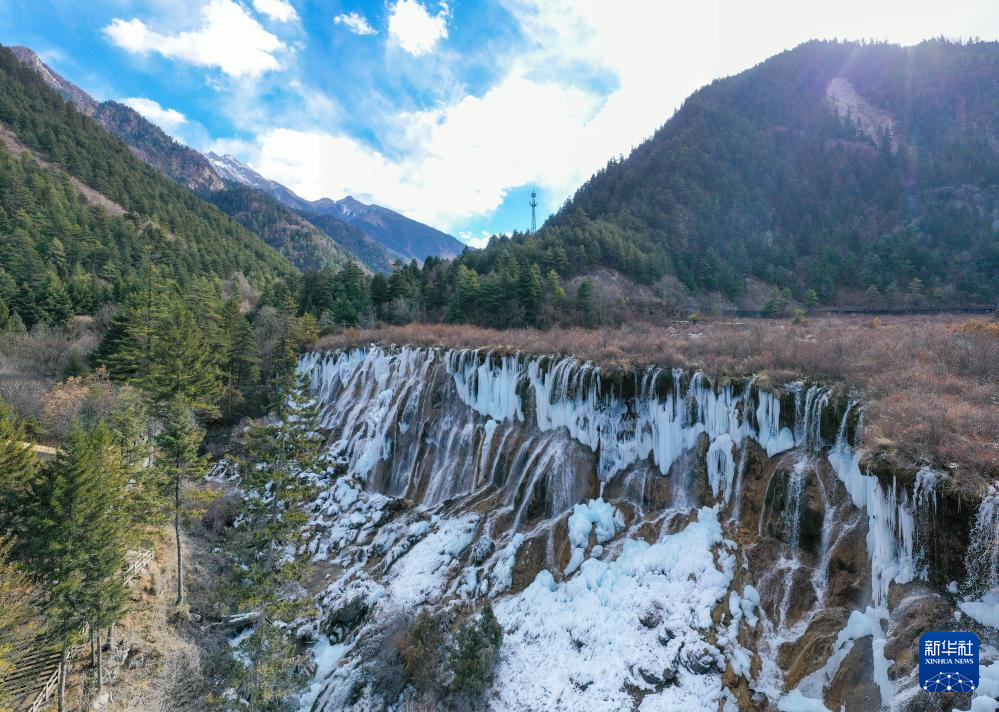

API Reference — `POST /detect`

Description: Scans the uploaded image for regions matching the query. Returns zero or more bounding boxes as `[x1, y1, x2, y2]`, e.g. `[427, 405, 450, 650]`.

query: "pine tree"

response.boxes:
[80, 425, 130, 693]
[220, 299, 261, 418]
[31, 422, 130, 710]
[576, 279, 597, 327]
[95, 276, 170, 384]
[449, 602, 503, 703]
[0, 399, 37, 541]
[230, 377, 324, 711]
[145, 302, 224, 416]
[519, 263, 544, 325]
[446, 265, 480, 323]
[0, 538, 37, 709]
[6, 310, 25, 333]
[268, 321, 300, 408]
[41, 273, 72, 325]
[156, 397, 205, 606]
[370, 272, 390, 317]
[108, 387, 162, 539]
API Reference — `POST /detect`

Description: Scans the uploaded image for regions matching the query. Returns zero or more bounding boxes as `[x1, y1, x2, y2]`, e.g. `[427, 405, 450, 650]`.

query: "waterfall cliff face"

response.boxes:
[293, 346, 997, 712]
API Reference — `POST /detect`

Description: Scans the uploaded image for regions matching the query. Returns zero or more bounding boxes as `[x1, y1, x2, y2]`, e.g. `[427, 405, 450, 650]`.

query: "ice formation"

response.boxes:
[290, 346, 992, 711]
[493, 507, 733, 712]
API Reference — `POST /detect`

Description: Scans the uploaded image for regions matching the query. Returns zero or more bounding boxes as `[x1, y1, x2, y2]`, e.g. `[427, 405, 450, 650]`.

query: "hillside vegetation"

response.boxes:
[317, 315, 999, 488]
[0, 45, 292, 328]
[205, 186, 359, 272]
[463, 40, 999, 310]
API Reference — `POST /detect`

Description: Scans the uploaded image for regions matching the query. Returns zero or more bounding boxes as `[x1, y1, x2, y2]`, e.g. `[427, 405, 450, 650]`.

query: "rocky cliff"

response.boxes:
[280, 346, 997, 711]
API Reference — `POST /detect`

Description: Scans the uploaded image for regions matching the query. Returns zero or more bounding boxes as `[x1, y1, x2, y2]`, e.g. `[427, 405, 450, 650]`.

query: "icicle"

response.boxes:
[963, 484, 999, 598]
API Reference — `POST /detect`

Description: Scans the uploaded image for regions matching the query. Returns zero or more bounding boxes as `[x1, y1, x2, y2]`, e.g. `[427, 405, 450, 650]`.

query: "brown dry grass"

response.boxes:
[0, 316, 107, 442]
[316, 315, 999, 489]
[86, 533, 206, 712]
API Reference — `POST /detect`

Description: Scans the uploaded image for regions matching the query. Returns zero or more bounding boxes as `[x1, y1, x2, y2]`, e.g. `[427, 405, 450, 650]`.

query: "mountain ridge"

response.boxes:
[206, 152, 465, 262]
[0, 44, 294, 326]
[11, 45, 463, 270]
[459, 39, 999, 310]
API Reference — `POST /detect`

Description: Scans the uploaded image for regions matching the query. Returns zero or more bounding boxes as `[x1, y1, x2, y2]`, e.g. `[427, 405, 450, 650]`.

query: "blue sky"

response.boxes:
[4, 1, 999, 244]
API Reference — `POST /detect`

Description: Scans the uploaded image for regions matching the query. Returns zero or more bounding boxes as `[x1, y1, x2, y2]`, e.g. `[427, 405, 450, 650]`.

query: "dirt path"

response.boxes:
[91, 533, 202, 711]
[90, 484, 232, 712]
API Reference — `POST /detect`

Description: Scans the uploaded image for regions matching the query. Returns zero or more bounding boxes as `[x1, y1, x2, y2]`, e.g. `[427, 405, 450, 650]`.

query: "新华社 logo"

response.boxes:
[919, 632, 979, 693]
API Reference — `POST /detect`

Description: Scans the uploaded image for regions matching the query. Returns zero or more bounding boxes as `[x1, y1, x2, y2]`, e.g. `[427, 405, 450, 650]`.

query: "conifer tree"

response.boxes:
[145, 302, 224, 416]
[80, 425, 130, 693]
[107, 387, 162, 542]
[267, 314, 300, 408]
[31, 422, 129, 710]
[576, 279, 597, 327]
[184, 277, 225, 338]
[446, 265, 480, 323]
[6, 310, 26, 333]
[156, 397, 206, 606]
[230, 377, 324, 711]
[0, 537, 37, 710]
[220, 298, 262, 418]
[96, 273, 170, 384]
[0, 399, 37, 541]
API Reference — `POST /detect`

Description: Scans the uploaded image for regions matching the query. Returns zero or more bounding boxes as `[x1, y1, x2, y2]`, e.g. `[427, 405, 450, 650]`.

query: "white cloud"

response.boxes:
[388, 0, 448, 56]
[217, 0, 999, 233]
[237, 1, 691, 230]
[104, 0, 286, 78]
[334, 12, 377, 36]
[253, 0, 299, 23]
[228, 1, 717, 230]
[244, 76, 601, 229]
[459, 231, 499, 249]
[122, 97, 188, 132]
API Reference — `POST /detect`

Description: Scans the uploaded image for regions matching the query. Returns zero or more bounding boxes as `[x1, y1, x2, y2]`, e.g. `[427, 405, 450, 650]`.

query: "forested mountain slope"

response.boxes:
[465, 40, 999, 307]
[204, 186, 362, 273]
[0, 46, 294, 326]
[10, 46, 379, 272]
[10, 46, 225, 193]
[206, 152, 449, 266]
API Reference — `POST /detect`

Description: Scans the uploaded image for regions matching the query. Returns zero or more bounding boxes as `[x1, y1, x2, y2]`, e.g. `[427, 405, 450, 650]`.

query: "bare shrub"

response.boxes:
[362, 605, 415, 706]
[316, 315, 998, 488]
[359, 604, 463, 709]
[199, 494, 241, 537]
[40, 368, 117, 440]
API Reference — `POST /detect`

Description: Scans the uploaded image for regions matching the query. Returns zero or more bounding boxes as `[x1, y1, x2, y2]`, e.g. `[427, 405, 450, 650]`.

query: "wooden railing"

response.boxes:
[122, 550, 154, 584]
[4, 549, 154, 711]
[5, 643, 61, 711]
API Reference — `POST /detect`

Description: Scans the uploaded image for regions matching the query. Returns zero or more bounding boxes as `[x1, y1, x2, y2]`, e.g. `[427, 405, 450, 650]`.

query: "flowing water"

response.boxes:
[293, 347, 993, 712]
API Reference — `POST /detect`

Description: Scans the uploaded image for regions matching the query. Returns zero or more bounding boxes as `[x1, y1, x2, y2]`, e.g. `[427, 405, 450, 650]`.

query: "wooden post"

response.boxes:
[176, 473, 184, 606]
[57, 643, 68, 712]
[97, 630, 103, 691]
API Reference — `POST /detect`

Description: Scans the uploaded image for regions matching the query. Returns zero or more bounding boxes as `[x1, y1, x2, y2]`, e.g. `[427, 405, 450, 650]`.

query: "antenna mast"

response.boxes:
[529, 188, 538, 233]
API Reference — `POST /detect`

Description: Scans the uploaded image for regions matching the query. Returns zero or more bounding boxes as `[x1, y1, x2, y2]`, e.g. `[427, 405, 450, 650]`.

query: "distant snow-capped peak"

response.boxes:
[205, 152, 262, 187]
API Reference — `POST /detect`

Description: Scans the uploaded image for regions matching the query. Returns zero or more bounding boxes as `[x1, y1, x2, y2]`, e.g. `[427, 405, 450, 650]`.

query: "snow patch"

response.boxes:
[492, 507, 733, 711]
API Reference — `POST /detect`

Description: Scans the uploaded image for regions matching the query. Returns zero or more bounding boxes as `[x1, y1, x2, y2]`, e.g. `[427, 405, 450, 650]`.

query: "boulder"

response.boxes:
[471, 536, 494, 564]
[778, 606, 851, 689]
[322, 595, 369, 643]
[639, 664, 676, 687]
[639, 603, 663, 629]
[824, 635, 881, 712]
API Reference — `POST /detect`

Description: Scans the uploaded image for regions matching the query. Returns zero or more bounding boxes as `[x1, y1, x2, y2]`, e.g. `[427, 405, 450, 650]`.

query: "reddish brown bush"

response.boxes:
[316, 316, 998, 489]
